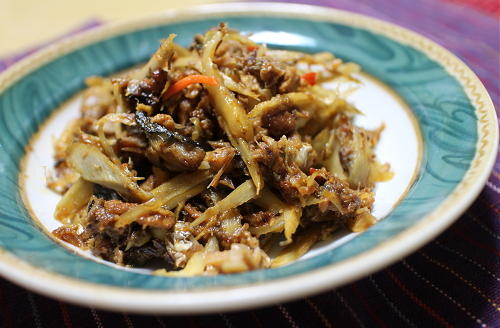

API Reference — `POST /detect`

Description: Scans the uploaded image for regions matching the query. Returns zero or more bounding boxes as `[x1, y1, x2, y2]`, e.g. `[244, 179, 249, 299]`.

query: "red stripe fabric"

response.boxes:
[443, 0, 500, 15]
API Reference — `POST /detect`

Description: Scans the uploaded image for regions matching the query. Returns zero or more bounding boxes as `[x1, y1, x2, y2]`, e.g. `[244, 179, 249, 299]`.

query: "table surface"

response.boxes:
[0, 0, 223, 57]
[0, 0, 498, 327]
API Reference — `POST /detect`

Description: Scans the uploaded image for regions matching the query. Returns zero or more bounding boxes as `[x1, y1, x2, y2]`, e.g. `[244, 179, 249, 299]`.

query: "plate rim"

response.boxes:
[0, 2, 497, 314]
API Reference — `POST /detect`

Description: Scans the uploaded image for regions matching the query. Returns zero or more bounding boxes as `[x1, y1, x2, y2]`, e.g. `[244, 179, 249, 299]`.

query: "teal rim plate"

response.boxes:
[0, 3, 497, 314]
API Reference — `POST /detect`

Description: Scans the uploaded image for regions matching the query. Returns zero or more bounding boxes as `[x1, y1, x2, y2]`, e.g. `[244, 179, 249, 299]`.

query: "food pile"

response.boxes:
[49, 24, 391, 275]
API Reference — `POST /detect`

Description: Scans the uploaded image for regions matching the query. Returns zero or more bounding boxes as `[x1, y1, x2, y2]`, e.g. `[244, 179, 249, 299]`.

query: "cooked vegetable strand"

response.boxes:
[164, 75, 218, 99]
[190, 179, 257, 227]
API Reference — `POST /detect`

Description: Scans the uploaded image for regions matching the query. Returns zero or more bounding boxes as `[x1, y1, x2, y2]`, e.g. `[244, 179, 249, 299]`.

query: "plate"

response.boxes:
[0, 3, 497, 313]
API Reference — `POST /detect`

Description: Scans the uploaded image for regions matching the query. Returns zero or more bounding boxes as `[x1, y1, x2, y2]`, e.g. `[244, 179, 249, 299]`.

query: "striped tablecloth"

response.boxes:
[0, 0, 498, 326]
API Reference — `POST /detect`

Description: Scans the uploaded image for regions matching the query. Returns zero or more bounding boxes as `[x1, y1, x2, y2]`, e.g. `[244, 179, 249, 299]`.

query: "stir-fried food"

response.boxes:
[49, 24, 392, 275]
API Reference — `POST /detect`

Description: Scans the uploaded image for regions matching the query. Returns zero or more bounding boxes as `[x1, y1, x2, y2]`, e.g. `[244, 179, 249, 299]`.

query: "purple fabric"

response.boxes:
[0, 2, 499, 327]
